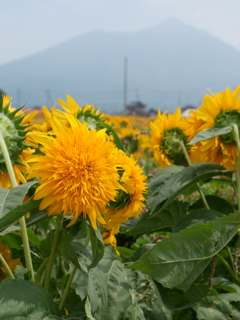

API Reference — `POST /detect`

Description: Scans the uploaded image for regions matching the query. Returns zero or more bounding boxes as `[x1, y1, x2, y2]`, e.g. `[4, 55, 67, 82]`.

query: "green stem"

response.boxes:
[217, 253, 240, 285]
[59, 228, 90, 310]
[44, 213, 63, 291]
[0, 253, 15, 279]
[35, 257, 49, 285]
[227, 246, 235, 272]
[233, 124, 240, 211]
[59, 265, 77, 311]
[0, 133, 35, 281]
[180, 140, 210, 210]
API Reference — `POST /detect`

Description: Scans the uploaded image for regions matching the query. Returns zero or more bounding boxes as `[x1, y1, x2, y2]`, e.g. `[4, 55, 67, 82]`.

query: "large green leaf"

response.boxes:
[0, 278, 61, 319]
[172, 209, 223, 233]
[189, 124, 233, 144]
[147, 165, 184, 210]
[0, 182, 40, 231]
[193, 293, 240, 320]
[128, 212, 240, 291]
[127, 200, 187, 238]
[147, 163, 232, 215]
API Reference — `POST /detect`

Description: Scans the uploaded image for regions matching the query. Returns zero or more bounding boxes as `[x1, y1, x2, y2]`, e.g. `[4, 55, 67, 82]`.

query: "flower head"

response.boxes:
[188, 86, 240, 169]
[27, 113, 122, 229]
[104, 153, 147, 233]
[0, 95, 36, 186]
[150, 108, 194, 168]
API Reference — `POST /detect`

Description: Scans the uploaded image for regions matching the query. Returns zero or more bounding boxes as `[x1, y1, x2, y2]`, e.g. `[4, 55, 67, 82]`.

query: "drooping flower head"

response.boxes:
[150, 107, 194, 168]
[27, 113, 123, 229]
[104, 153, 147, 233]
[188, 86, 240, 169]
[57, 95, 105, 130]
[0, 95, 37, 187]
[0, 239, 21, 281]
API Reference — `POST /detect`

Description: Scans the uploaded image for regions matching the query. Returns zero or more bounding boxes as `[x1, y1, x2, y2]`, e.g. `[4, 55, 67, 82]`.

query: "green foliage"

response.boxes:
[128, 213, 240, 290]
[0, 279, 61, 319]
[0, 182, 40, 231]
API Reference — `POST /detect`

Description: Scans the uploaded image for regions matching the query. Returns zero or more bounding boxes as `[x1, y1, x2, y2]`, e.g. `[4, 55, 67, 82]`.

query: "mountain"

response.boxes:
[1, 19, 240, 113]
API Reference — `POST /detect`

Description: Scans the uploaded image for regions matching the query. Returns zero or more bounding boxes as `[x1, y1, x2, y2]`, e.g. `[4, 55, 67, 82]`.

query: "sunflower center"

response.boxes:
[0, 113, 19, 161]
[108, 189, 132, 210]
[161, 127, 189, 163]
[215, 109, 240, 145]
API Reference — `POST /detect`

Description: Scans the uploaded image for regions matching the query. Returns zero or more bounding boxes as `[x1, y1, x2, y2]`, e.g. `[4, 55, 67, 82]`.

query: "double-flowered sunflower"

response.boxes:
[150, 107, 194, 168]
[27, 113, 123, 229]
[188, 86, 240, 169]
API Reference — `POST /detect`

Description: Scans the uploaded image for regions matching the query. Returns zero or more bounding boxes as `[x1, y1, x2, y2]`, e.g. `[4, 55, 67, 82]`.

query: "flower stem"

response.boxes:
[233, 124, 240, 211]
[35, 257, 49, 285]
[0, 253, 15, 279]
[44, 213, 63, 291]
[59, 228, 90, 310]
[0, 133, 35, 281]
[180, 140, 210, 210]
[59, 265, 77, 311]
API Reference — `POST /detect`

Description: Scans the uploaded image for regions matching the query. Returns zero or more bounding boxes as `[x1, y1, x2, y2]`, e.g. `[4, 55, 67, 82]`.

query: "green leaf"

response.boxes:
[0, 278, 61, 319]
[148, 163, 233, 215]
[0, 182, 41, 231]
[172, 209, 223, 233]
[189, 124, 233, 144]
[128, 212, 240, 291]
[147, 165, 184, 210]
[193, 294, 240, 320]
[189, 195, 235, 214]
[88, 224, 104, 270]
[85, 297, 97, 320]
[128, 270, 173, 320]
[212, 277, 240, 294]
[122, 289, 146, 320]
[127, 200, 187, 238]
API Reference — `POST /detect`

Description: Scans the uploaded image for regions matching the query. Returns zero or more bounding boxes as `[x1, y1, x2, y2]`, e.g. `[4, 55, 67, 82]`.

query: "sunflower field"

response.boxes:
[0, 87, 240, 319]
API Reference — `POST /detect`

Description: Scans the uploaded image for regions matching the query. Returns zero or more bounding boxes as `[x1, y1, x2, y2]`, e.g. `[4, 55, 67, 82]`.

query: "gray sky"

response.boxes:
[1, 0, 240, 65]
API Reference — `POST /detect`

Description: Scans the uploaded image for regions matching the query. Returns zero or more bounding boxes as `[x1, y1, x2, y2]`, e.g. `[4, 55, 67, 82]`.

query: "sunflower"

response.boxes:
[104, 153, 147, 233]
[0, 95, 36, 187]
[0, 239, 21, 281]
[188, 86, 240, 169]
[57, 95, 105, 130]
[27, 113, 123, 229]
[150, 108, 194, 168]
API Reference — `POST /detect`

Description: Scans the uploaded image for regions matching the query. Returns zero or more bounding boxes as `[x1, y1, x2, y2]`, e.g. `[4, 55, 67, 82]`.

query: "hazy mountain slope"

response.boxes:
[1, 19, 239, 112]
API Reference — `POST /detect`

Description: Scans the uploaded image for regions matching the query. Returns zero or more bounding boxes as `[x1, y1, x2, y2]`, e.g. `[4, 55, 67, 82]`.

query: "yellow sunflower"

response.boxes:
[0, 95, 36, 187]
[104, 153, 147, 233]
[0, 239, 21, 281]
[27, 113, 123, 229]
[188, 86, 240, 170]
[150, 107, 194, 168]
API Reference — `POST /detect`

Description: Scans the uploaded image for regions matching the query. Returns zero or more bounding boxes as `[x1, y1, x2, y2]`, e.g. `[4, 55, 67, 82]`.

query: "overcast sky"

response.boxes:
[1, 0, 240, 65]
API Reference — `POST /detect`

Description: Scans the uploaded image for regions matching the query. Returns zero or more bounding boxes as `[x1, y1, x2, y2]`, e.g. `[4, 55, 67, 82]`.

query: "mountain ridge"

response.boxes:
[1, 19, 239, 113]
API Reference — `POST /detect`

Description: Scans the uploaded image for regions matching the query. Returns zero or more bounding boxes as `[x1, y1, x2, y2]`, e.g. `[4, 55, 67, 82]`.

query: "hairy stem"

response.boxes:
[0, 253, 15, 279]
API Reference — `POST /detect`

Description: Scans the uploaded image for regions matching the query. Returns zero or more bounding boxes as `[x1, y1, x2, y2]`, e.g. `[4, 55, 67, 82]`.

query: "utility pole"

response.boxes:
[123, 57, 128, 114]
